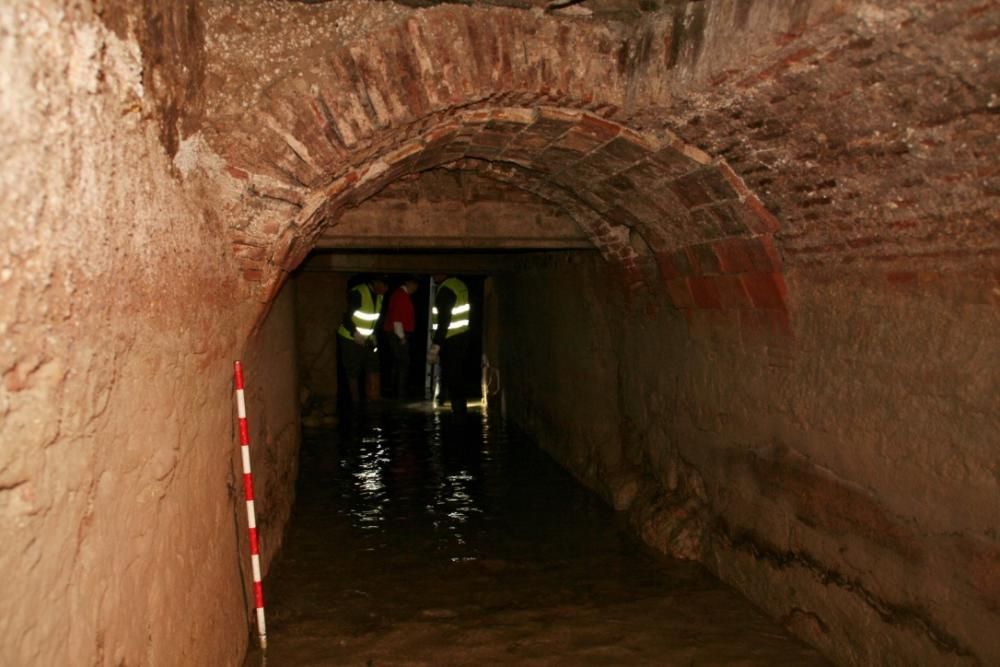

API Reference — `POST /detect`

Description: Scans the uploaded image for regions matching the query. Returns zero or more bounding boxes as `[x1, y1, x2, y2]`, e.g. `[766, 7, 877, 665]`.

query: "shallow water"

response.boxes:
[244, 404, 827, 666]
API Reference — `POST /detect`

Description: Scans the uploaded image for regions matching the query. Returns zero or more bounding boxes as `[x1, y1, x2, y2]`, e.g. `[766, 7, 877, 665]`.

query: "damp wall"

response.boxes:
[242, 282, 302, 588]
[294, 271, 349, 419]
[498, 252, 1000, 666]
[0, 4, 300, 664]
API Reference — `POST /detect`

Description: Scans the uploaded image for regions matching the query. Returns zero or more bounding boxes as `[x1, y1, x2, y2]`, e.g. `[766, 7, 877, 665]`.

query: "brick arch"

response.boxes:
[211, 7, 789, 334]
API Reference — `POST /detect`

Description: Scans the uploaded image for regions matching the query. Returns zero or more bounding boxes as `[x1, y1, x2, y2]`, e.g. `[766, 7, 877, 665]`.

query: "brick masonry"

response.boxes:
[199, 0, 998, 344]
[201, 4, 806, 336]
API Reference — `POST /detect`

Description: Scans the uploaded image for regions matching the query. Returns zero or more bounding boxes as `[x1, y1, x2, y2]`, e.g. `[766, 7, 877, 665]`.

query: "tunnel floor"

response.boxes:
[244, 404, 827, 666]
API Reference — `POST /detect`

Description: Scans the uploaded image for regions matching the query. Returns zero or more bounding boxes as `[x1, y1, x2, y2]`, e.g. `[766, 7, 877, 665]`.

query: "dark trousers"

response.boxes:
[338, 336, 378, 408]
[387, 334, 411, 398]
[440, 333, 469, 415]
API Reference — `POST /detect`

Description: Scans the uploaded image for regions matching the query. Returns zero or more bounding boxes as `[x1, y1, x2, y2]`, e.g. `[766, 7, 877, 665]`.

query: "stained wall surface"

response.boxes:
[294, 271, 349, 416]
[0, 3, 299, 665]
[499, 253, 1000, 665]
[243, 283, 302, 575]
[2, 0, 998, 665]
[323, 170, 588, 249]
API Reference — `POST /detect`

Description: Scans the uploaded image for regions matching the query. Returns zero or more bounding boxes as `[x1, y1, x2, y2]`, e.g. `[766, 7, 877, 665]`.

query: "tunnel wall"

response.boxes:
[295, 271, 349, 422]
[325, 170, 586, 250]
[498, 253, 999, 665]
[242, 282, 302, 579]
[331, 190, 584, 249]
[0, 3, 300, 664]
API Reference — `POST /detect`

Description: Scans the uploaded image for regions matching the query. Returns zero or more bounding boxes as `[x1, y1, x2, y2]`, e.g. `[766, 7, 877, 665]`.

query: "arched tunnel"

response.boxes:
[1, 0, 997, 665]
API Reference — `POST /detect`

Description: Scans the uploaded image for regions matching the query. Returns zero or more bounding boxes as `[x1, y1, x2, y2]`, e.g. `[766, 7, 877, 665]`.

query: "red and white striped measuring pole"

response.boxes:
[233, 361, 267, 651]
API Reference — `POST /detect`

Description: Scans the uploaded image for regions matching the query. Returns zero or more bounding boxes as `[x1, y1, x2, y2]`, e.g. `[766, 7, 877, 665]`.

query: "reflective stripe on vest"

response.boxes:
[338, 284, 383, 340]
[432, 278, 470, 338]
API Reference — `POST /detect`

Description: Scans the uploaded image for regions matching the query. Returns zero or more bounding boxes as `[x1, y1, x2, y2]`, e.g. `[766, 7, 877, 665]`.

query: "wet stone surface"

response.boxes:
[245, 404, 827, 666]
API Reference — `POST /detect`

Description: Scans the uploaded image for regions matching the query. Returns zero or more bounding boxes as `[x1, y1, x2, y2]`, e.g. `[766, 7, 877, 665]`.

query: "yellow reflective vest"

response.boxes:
[432, 278, 470, 339]
[338, 284, 383, 340]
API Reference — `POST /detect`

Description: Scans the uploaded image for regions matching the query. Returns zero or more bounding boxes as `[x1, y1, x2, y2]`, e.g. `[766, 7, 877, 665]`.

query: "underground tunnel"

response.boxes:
[1, 0, 998, 665]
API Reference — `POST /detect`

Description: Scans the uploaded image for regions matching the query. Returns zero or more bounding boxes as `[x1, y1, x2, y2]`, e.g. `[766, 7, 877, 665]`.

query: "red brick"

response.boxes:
[713, 238, 757, 274]
[459, 108, 493, 126]
[617, 127, 660, 153]
[605, 205, 642, 229]
[648, 145, 694, 177]
[699, 167, 741, 201]
[559, 153, 615, 182]
[486, 110, 535, 133]
[422, 121, 461, 145]
[666, 278, 696, 309]
[232, 243, 267, 262]
[281, 243, 310, 271]
[349, 47, 411, 128]
[688, 276, 723, 309]
[718, 161, 751, 199]
[576, 113, 622, 143]
[695, 203, 754, 237]
[619, 159, 668, 190]
[534, 144, 589, 174]
[714, 237, 781, 273]
[384, 141, 424, 166]
[326, 50, 378, 140]
[753, 236, 784, 271]
[672, 138, 712, 166]
[597, 136, 655, 171]
[671, 167, 738, 208]
[670, 249, 695, 276]
[506, 117, 571, 149]
[465, 130, 510, 159]
[740, 272, 788, 309]
[226, 165, 249, 180]
[493, 12, 516, 90]
[669, 172, 715, 208]
[743, 195, 782, 233]
[460, 15, 494, 93]
[687, 243, 722, 275]
[715, 274, 752, 307]
[656, 252, 681, 281]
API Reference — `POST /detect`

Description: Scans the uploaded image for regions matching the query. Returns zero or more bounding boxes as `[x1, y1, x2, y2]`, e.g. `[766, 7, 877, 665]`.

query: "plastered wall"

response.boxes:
[0, 3, 300, 664]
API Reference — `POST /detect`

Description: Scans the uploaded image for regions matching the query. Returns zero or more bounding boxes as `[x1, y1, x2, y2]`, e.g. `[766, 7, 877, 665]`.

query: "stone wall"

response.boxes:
[499, 253, 1000, 666]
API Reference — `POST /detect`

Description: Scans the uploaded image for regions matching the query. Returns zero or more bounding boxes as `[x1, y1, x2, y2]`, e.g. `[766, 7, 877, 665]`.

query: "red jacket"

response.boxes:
[383, 286, 415, 333]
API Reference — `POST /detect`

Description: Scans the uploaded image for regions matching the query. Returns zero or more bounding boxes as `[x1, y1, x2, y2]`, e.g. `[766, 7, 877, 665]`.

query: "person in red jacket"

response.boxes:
[382, 275, 420, 399]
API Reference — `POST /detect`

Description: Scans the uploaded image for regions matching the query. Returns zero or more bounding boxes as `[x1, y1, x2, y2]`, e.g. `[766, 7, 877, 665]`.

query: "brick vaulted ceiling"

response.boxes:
[195, 0, 998, 328]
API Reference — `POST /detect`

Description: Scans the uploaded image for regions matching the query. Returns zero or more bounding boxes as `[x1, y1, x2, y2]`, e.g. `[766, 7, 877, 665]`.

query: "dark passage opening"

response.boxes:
[245, 248, 829, 665]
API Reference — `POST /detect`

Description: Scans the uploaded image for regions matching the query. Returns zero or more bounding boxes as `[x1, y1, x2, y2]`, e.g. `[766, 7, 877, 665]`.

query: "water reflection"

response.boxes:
[245, 404, 828, 666]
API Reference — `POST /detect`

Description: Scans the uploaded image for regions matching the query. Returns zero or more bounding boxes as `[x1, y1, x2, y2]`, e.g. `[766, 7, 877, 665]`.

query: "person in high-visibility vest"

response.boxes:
[338, 275, 388, 408]
[427, 274, 471, 415]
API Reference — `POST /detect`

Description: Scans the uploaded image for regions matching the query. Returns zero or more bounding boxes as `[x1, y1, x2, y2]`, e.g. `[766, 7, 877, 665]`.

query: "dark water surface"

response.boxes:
[245, 404, 826, 666]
